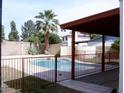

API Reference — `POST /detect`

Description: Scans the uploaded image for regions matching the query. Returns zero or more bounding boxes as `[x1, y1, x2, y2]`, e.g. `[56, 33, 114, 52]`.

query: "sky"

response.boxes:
[2, 0, 119, 39]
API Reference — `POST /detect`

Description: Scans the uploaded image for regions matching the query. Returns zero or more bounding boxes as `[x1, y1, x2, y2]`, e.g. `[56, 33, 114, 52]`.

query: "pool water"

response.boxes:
[32, 59, 95, 72]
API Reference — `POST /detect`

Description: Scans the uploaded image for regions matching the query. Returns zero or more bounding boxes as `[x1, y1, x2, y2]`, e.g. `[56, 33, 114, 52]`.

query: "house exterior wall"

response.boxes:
[62, 32, 90, 46]
[88, 41, 114, 46]
[88, 36, 117, 47]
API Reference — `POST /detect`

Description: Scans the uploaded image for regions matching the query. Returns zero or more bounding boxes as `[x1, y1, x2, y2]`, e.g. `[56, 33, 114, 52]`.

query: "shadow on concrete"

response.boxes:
[77, 68, 119, 89]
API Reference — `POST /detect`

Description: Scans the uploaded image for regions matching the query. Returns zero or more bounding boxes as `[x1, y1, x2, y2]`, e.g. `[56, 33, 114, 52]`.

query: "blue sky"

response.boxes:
[2, 0, 119, 39]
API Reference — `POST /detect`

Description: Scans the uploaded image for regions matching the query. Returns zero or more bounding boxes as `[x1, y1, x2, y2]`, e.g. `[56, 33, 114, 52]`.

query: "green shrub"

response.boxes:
[111, 38, 120, 50]
[28, 47, 39, 55]
[49, 33, 61, 44]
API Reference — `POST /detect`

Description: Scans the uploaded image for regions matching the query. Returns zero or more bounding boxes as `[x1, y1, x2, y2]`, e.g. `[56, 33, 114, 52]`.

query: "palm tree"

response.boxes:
[35, 10, 59, 53]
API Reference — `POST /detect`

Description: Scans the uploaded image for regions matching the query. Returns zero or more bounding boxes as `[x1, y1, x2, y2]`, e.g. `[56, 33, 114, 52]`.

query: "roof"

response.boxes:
[62, 33, 88, 37]
[75, 36, 117, 44]
[60, 8, 119, 37]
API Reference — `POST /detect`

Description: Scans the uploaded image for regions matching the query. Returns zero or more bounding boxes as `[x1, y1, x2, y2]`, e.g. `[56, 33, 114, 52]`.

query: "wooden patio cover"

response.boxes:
[60, 8, 119, 79]
[60, 8, 119, 37]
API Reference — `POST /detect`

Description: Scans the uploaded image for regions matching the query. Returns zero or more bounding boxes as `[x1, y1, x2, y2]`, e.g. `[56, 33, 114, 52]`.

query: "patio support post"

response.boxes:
[22, 58, 25, 91]
[0, 0, 2, 91]
[71, 30, 75, 80]
[102, 35, 105, 72]
[119, 0, 123, 93]
[55, 55, 57, 84]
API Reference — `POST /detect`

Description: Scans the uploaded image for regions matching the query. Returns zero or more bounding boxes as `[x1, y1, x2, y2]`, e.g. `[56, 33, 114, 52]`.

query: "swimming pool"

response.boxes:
[32, 59, 96, 72]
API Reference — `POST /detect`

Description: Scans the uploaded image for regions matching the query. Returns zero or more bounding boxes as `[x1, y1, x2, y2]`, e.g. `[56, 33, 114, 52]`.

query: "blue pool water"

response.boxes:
[32, 59, 95, 72]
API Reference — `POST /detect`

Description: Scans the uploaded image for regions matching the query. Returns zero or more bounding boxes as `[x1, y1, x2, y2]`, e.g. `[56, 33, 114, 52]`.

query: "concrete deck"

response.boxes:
[59, 80, 112, 93]
[59, 68, 118, 93]
[77, 68, 119, 89]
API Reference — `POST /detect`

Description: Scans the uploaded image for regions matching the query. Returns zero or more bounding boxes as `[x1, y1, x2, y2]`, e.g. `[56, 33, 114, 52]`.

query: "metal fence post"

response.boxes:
[109, 51, 110, 63]
[22, 58, 25, 91]
[55, 55, 57, 84]
[95, 52, 97, 63]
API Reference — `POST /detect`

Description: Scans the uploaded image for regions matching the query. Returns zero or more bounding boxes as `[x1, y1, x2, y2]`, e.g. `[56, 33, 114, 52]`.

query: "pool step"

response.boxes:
[58, 80, 112, 93]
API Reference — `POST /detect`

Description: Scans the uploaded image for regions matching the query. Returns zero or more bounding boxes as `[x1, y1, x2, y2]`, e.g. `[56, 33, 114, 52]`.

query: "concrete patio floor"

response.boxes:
[58, 68, 118, 93]
[77, 68, 119, 89]
[59, 80, 113, 93]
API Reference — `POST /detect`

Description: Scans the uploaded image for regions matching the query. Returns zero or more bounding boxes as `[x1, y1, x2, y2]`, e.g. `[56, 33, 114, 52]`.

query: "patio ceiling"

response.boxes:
[60, 8, 119, 37]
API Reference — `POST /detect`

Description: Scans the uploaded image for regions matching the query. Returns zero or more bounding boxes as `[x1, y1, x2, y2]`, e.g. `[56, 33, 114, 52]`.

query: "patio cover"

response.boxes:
[60, 8, 119, 37]
[60, 8, 120, 79]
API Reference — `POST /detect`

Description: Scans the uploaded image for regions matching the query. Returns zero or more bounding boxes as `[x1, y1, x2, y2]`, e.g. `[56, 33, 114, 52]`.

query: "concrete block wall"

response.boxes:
[2, 41, 62, 56]
[2, 41, 32, 56]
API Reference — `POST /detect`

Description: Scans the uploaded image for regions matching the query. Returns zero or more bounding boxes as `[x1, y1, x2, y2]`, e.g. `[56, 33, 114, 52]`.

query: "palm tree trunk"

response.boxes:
[45, 31, 49, 53]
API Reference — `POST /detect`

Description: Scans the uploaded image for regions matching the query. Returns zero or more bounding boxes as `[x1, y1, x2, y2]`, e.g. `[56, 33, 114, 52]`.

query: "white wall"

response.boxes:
[2, 41, 33, 56]
[62, 32, 90, 46]
[60, 46, 72, 55]
[76, 46, 96, 54]
[60, 46, 96, 55]
[88, 40, 114, 47]
[67, 36, 90, 46]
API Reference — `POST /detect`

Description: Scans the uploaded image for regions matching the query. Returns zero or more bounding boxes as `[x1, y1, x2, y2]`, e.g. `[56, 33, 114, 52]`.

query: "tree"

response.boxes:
[37, 32, 44, 44]
[35, 10, 59, 53]
[21, 20, 35, 41]
[38, 32, 61, 44]
[8, 21, 19, 41]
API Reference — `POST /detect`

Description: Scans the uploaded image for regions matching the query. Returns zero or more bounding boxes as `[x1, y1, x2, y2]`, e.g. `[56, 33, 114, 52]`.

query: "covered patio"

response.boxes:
[60, 8, 119, 90]
[77, 68, 119, 89]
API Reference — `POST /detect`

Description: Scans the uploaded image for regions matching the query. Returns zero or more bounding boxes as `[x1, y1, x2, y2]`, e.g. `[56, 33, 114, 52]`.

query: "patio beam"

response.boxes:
[102, 35, 105, 72]
[71, 30, 75, 80]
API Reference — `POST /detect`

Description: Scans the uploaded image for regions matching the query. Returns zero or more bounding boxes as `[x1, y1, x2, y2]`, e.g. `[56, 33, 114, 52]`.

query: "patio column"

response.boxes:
[119, 0, 123, 93]
[71, 30, 75, 80]
[101, 35, 105, 72]
[0, 0, 2, 91]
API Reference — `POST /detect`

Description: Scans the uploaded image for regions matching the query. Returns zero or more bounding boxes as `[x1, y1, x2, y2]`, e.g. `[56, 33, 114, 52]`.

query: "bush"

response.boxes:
[111, 38, 120, 50]
[49, 33, 61, 44]
[28, 47, 39, 55]
[35, 32, 61, 44]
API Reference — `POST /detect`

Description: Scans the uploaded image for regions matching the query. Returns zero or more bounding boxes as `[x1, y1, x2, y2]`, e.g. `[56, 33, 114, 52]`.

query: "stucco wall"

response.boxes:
[2, 41, 62, 56]
[48, 43, 62, 55]
[2, 41, 32, 56]
[60, 46, 96, 55]
[60, 46, 72, 55]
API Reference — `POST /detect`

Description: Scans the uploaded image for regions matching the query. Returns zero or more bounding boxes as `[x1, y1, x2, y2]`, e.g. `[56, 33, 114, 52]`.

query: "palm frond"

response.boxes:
[52, 19, 59, 25]
[35, 10, 59, 33]
[35, 12, 44, 19]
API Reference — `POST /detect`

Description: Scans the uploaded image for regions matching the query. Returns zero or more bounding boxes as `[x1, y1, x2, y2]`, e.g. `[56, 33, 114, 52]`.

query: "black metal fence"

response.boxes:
[1, 51, 119, 92]
[1, 56, 56, 92]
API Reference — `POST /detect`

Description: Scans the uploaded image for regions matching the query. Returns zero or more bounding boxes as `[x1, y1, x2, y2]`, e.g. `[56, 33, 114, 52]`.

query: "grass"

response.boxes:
[2, 67, 81, 93]
[15, 84, 82, 93]
[4, 76, 82, 93]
